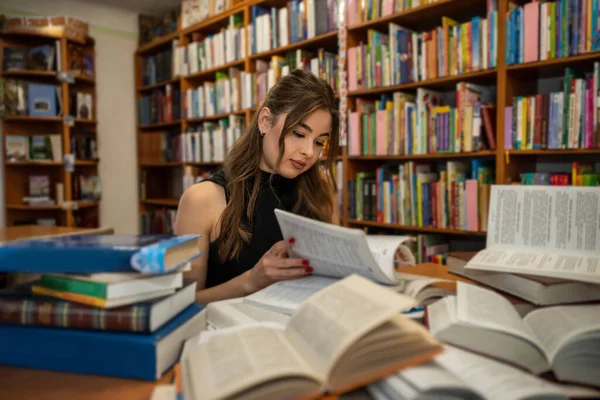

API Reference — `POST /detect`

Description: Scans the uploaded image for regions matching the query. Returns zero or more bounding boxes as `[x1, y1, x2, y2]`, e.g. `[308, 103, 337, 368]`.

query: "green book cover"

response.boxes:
[41, 274, 107, 299]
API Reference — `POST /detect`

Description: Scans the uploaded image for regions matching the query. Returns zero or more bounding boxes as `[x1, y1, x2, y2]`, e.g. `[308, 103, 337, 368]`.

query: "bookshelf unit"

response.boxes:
[135, 0, 599, 250]
[1, 29, 101, 229]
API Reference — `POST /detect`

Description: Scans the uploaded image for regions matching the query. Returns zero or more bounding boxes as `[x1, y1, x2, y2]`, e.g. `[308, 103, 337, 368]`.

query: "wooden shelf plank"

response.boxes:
[75, 160, 99, 166]
[138, 78, 180, 92]
[75, 201, 99, 209]
[3, 116, 62, 122]
[74, 74, 96, 84]
[507, 52, 600, 72]
[142, 198, 180, 207]
[1, 70, 57, 78]
[507, 149, 600, 156]
[5, 161, 63, 167]
[180, 5, 247, 36]
[186, 110, 247, 123]
[348, 69, 497, 96]
[347, 219, 487, 236]
[140, 162, 183, 167]
[136, 31, 180, 55]
[139, 121, 182, 130]
[249, 31, 339, 60]
[347, 0, 487, 32]
[6, 204, 62, 211]
[184, 59, 246, 81]
[349, 151, 497, 161]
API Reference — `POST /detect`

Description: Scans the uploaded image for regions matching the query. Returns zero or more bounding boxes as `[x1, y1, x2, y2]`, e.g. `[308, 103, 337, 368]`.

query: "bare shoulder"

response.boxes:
[174, 180, 227, 237]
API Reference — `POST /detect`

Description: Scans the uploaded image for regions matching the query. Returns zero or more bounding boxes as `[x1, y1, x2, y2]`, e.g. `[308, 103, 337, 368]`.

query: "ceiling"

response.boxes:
[79, 0, 181, 15]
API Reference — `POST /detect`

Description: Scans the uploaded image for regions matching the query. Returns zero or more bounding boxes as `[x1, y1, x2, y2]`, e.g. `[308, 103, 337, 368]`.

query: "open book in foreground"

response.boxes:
[428, 281, 600, 387]
[464, 185, 600, 284]
[180, 275, 443, 400]
[367, 345, 600, 400]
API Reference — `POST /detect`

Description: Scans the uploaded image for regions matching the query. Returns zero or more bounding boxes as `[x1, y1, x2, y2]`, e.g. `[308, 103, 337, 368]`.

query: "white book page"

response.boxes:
[185, 323, 318, 399]
[524, 304, 600, 362]
[486, 185, 600, 255]
[243, 276, 336, 315]
[396, 361, 472, 393]
[284, 275, 417, 379]
[456, 282, 542, 349]
[435, 346, 567, 400]
[366, 235, 416, 271]
[275, 209, 397, 284]
[394, 272, 451, 298]
[465, 248, 600, 284]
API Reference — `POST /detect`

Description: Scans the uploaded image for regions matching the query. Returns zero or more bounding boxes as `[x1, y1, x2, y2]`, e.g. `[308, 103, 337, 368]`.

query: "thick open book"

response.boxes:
[464, 185, 600, 284]
[181, 275, 443, 400]
[448, 252, 600, 306]
[368, 345, 600, 400]
[428, 282, 600, 387]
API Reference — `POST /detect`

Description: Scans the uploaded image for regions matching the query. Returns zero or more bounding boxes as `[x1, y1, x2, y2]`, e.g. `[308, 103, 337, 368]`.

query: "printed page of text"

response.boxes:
[275, 209, 397, 284]
[486, 185, 600, 255]
[456, 282, 541, 348]
[524, 304, 600, 362]
[243, 276, 336, 315]
[284, 275, 417, 379]
[435, 346, 567, 400]
[466, 248, 600, 284]
[187, 324, 318, 399]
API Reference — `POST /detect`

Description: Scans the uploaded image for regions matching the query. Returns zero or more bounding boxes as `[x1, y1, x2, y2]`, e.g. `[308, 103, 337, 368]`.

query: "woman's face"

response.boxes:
[259, 108, 332, 179]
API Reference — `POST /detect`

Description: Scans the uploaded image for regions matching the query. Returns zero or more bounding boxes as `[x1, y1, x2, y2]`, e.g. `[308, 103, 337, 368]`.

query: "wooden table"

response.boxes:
[0, 263, 467, 399]
[0, 225, 114, 243]
[0, 366, 173, 400]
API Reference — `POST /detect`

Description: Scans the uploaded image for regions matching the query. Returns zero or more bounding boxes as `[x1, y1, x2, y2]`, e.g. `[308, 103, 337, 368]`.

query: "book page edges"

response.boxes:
[323, 347, 444, 397]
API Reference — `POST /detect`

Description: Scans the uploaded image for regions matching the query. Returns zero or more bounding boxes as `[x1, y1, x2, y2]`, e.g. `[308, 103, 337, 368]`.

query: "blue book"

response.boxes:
[0, 304, 205, 381]
[27, 83, 57, 117]
[0, 234, 201, 274]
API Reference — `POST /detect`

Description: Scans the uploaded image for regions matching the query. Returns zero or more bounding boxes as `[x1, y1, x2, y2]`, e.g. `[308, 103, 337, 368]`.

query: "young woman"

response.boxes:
[174, 69, 340, 304]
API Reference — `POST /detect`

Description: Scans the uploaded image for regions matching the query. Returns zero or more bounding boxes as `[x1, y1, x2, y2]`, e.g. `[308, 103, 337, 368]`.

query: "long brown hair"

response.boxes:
[218, 69, 340, 261]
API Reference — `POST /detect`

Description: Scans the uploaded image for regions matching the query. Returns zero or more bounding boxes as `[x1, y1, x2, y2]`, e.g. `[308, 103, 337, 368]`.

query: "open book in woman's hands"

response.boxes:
[180, 275, 443, 400]
[274, 209, 416, 284]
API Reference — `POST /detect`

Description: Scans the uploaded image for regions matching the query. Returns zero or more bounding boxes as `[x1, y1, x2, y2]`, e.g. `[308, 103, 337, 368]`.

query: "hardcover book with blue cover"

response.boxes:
[0, 304, 205, 381]
[0, 234, 201, 274]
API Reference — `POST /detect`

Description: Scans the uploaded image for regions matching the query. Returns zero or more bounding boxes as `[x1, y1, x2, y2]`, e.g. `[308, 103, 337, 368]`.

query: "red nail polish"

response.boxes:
[305, 267, 313, 273]
[302, 259, 310, 266]
[288, 237, 296, 244]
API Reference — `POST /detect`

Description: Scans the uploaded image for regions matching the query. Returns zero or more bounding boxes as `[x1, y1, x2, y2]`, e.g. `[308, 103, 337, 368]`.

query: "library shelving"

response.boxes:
[135, 0, 599, 252]
[1, 27, 101, 229]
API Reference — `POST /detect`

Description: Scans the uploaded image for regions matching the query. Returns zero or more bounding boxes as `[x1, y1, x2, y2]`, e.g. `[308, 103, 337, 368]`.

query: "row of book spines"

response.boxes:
[180, 127, 242, 164]
[250, 0, 338, 52]
[348, 13, 497, 90]
[137, 85, 181, 125]
[506, 0, 599, 65]
[184, 74, 242, 118]
[348, 103, 495, 156]
[504, 87, 600, 150]
[141, 48, 173, 86]
[140, 209, 176, 235]
[0, 298, 152, 332]
[520, 172, 600, 186]
[347, 176, 490, 232]
[349, 164, 493, 231]
[178, 26, 246, 76]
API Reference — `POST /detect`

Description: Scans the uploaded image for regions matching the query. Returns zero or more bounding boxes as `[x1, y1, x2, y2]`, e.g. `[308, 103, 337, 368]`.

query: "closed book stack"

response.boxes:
[0, 233, 205, 381]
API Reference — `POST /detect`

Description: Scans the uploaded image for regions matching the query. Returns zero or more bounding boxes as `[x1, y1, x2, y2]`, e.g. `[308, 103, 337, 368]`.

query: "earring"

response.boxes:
[259, 131, 265, 137]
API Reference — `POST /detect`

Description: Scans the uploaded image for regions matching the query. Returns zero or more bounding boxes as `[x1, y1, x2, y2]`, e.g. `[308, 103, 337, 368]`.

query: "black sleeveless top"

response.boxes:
[203, 169, 299, 288]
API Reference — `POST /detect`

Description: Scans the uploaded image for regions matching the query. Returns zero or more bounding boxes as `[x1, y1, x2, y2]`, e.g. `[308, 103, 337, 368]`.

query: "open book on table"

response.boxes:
[180, 274, 443, 400]
[464, 185, 600, 284]
[368, 345, 600, 400]
[428, 281, 600, 388]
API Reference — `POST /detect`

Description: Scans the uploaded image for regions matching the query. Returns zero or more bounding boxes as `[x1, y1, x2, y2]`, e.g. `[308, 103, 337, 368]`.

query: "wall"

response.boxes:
[0, 0, 140, 233]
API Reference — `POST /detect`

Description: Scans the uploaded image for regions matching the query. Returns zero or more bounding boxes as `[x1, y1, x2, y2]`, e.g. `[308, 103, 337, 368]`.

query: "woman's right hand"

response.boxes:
[243, 238, 313, 294]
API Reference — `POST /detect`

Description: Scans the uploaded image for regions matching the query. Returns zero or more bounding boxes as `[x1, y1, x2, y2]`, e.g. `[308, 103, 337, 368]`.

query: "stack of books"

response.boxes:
[0, 233, 206, 381]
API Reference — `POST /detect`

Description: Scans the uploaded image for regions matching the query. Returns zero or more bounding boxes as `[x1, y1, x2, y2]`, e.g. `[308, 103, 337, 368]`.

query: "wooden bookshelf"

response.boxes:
[134, 0, 599, 239]
[1, 31, 101, 229]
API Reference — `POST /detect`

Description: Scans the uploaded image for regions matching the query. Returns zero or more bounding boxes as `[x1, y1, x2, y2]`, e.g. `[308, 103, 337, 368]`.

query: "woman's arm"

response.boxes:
[174, 182, 254, 304]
